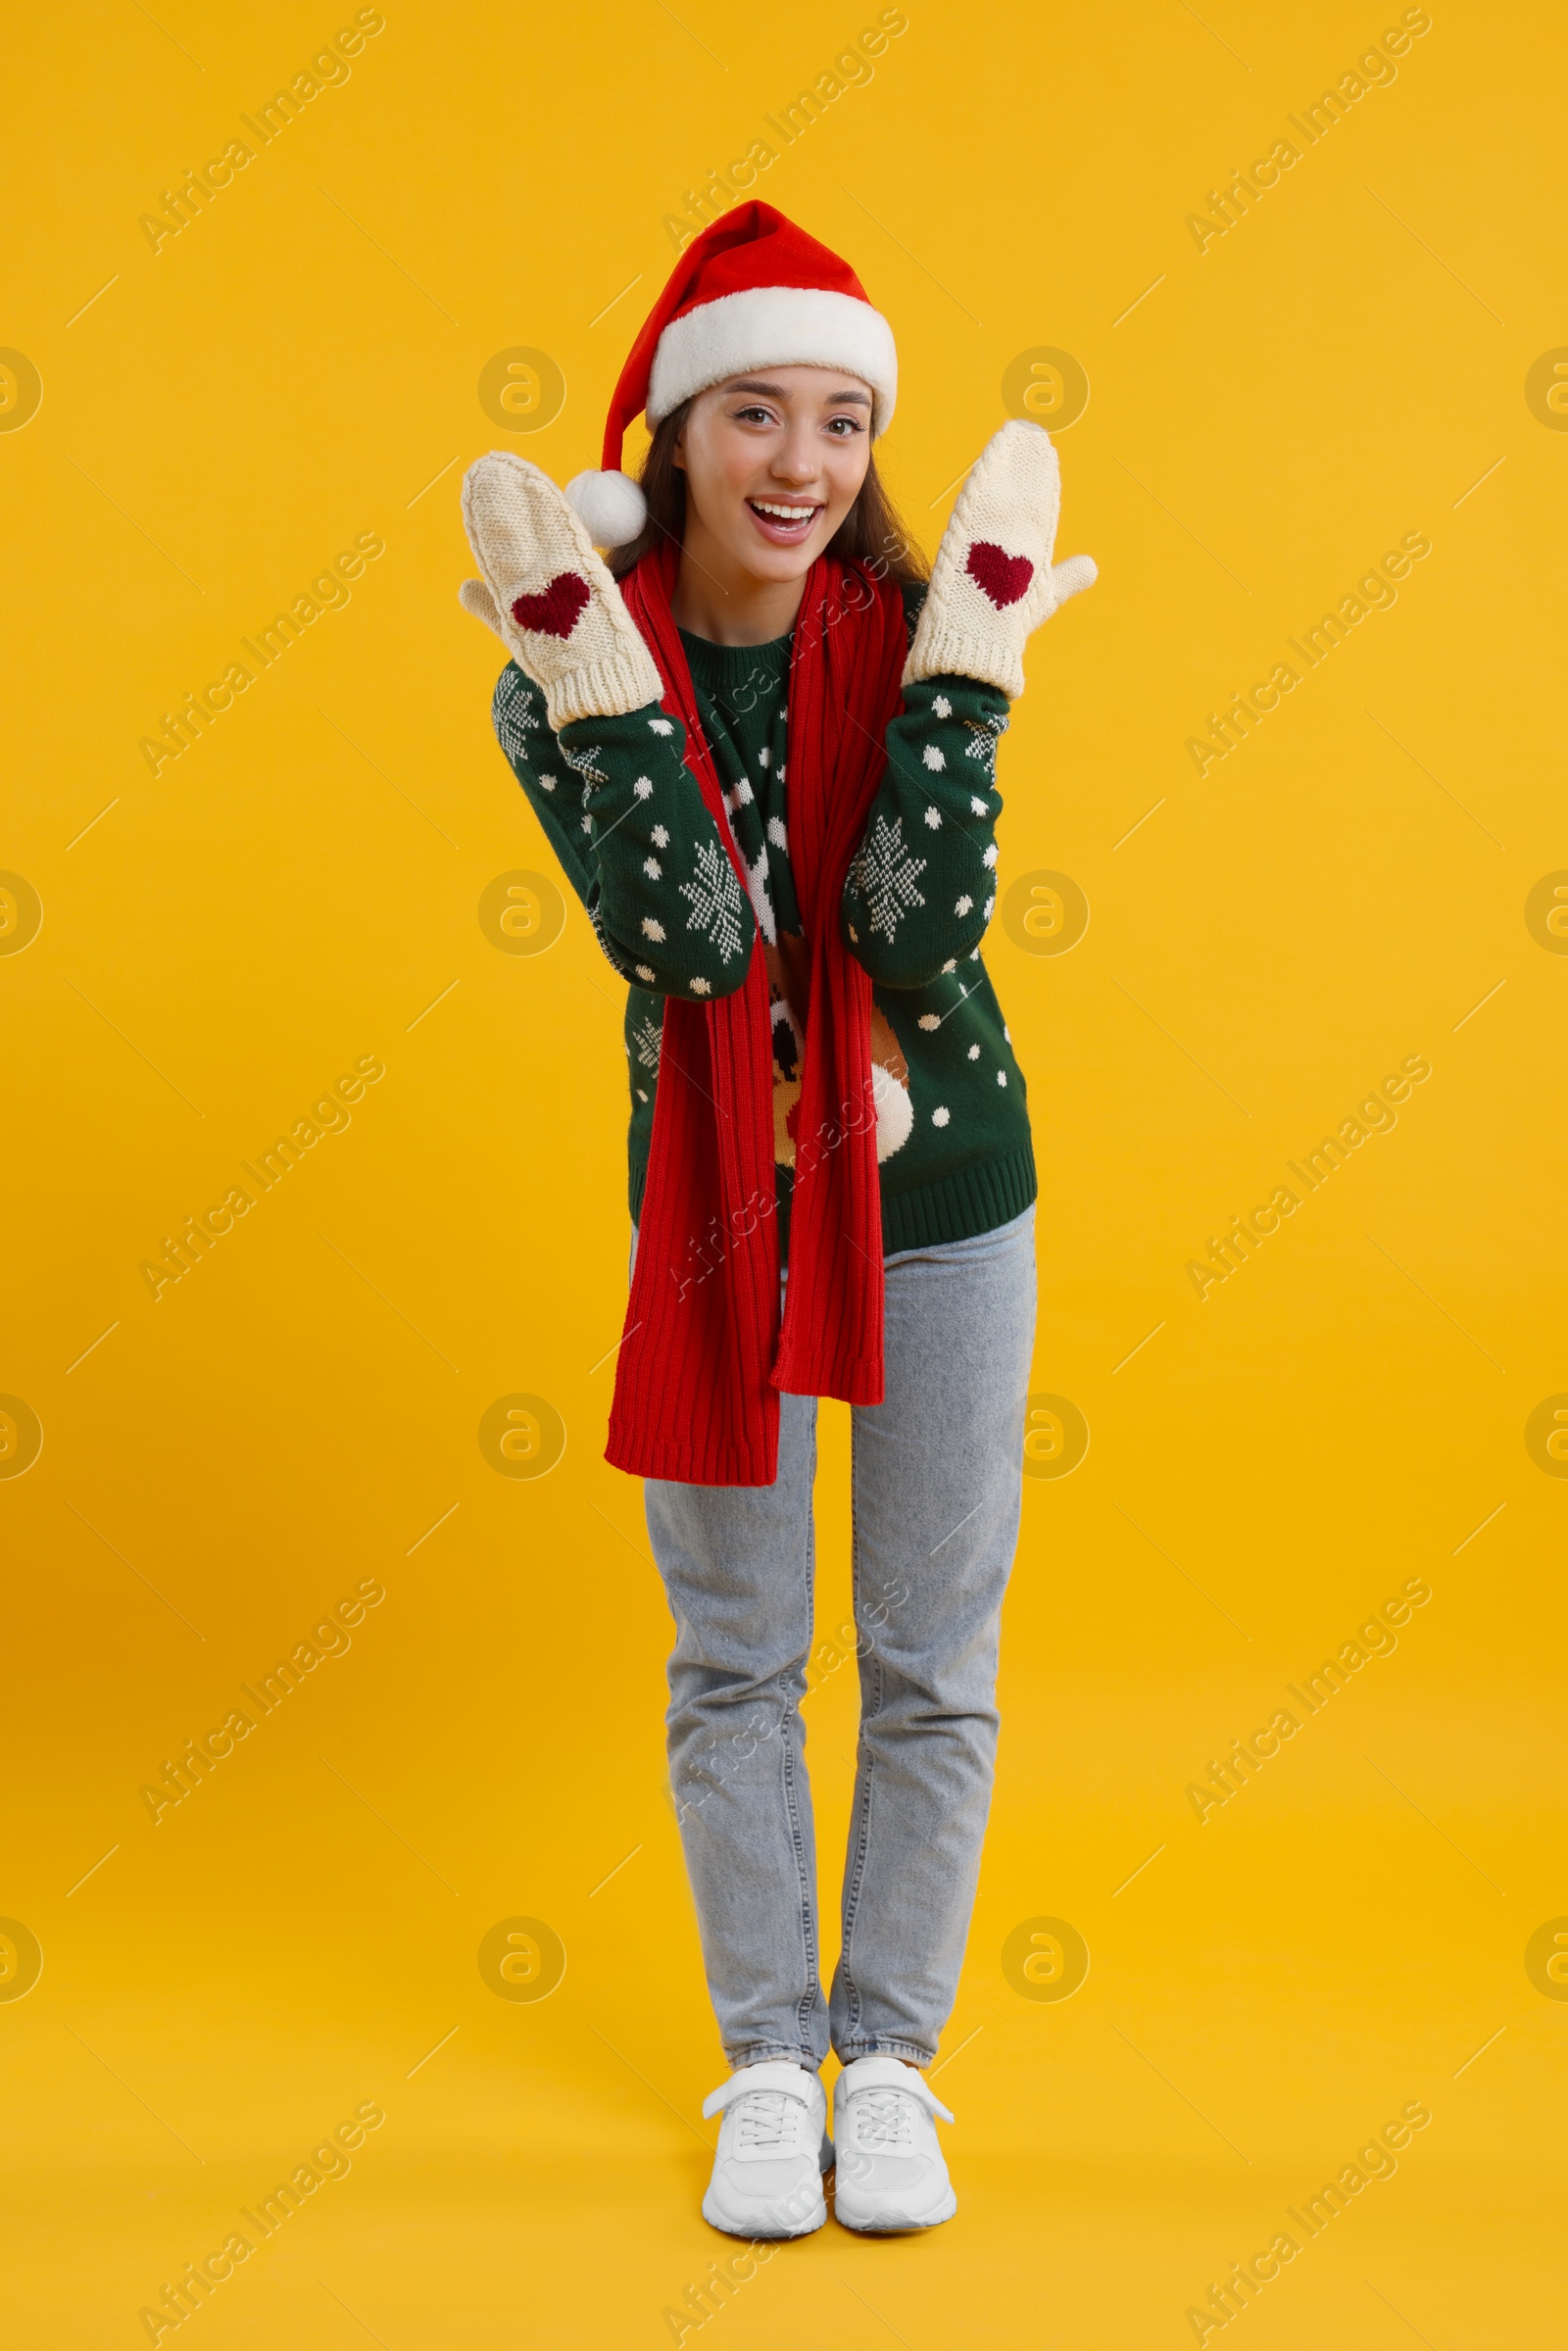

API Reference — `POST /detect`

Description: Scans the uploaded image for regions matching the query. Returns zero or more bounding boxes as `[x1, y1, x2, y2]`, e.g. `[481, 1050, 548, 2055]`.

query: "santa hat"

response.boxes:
[565, 201, 898, 548]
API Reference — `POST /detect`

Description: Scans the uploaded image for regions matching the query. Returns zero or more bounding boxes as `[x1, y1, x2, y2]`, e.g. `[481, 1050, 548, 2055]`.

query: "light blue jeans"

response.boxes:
[635, 1205, 1037, 2074]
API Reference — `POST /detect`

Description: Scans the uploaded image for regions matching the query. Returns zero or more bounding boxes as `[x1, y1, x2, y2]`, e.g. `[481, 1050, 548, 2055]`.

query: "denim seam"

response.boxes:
[837, 1409, 884, 2043]
[779, 1718, 821, 2058]
[782, 1414, 822, 2059]
[838, 1668, 880, 2039]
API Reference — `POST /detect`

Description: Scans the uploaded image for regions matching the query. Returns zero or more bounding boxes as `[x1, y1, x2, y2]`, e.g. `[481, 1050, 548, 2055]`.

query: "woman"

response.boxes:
[460, 202, 1095, 2239]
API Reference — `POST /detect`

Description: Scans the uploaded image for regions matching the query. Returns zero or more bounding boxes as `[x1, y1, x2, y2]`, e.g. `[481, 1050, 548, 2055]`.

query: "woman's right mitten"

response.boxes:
[904, 419, 1097, 701]
[460, 452, 662, 729]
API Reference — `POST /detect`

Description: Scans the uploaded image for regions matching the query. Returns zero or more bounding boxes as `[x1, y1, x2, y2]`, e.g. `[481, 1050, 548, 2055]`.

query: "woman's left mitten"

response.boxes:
[905, 419, 1097, 699]
[460, 451, 662, 729]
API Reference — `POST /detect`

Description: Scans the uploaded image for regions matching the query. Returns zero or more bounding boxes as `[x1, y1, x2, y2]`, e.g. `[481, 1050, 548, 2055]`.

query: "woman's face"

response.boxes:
[673, 367, 874, 583]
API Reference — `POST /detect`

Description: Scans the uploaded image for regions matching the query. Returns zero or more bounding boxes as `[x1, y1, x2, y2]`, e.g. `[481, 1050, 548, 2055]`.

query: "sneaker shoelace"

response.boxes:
[851, 2087, 918, 2150]
[735, 2090, 807, 2153]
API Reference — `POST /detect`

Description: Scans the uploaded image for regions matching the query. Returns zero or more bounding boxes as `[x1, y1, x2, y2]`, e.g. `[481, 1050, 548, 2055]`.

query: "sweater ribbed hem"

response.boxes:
[630, 1140, 1036, 1265]
[880, 1140, 1037, 1255]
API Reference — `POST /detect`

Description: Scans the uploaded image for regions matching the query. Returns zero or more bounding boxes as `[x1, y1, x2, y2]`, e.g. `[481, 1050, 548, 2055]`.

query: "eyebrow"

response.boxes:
[726, 377, 873, 409]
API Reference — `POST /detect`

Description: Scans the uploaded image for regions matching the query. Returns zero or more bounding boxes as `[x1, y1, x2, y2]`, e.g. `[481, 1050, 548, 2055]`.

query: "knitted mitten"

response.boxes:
[460, 452, 662, 730]
[904, 420, 1096, 700]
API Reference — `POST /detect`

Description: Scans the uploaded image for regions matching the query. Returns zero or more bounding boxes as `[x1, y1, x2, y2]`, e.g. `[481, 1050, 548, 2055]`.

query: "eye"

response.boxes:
[732, 404, 775, 425]
[825, 415, 866, 436]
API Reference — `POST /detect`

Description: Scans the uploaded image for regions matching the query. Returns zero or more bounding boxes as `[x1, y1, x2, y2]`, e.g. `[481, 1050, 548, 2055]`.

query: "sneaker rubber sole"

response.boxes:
[702, 2136, 835, 2239]
[832, 2180, 957, 2233]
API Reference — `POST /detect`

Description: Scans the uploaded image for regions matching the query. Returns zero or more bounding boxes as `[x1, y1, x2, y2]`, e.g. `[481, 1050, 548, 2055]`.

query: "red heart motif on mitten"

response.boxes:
[511, 572, 591, 639]
[965, 542, 1035, 610]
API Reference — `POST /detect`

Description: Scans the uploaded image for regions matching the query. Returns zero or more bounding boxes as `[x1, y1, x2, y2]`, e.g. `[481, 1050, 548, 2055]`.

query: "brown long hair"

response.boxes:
[607, 397, 929, 591]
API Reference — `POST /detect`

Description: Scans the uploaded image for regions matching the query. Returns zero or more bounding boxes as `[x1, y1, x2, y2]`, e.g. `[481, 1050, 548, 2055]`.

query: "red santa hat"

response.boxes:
[565, 201, 898, 547]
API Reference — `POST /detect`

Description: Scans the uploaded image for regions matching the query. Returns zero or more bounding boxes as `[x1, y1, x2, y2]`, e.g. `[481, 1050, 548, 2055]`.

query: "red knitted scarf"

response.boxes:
[605, 539, 908, 1487]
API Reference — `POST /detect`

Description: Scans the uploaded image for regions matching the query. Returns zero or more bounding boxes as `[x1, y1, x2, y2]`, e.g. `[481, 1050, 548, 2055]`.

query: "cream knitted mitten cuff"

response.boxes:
[460, 452, 663, 730]
[904, 420, 1097, 701]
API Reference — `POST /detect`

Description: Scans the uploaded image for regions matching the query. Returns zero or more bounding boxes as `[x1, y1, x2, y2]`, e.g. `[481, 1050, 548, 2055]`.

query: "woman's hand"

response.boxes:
[459, 452, 662, 729]
[904, 420, 1097, 701]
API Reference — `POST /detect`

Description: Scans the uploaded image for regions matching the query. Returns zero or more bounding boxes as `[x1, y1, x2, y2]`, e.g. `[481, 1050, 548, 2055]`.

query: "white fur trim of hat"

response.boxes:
[647, 287, 897, 432]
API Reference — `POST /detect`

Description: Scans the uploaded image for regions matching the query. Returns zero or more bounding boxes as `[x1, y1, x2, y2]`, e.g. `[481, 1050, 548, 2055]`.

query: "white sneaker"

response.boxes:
[700, 2061, 833, 2238]
[831, 2056, 956, 2232]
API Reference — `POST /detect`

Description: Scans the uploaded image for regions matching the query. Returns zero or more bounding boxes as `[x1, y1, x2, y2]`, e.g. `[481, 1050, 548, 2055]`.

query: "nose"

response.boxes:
[770, 420, 820, 485]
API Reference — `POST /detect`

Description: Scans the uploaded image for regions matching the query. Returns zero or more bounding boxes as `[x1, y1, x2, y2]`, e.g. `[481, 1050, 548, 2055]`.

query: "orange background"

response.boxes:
[3, 1, 1565, 2343]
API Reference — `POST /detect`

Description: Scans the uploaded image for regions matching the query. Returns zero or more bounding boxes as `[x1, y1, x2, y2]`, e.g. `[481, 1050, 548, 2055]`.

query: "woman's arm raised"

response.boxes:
[841, 421, 1096, 990]
[462, 454, 756, 1000]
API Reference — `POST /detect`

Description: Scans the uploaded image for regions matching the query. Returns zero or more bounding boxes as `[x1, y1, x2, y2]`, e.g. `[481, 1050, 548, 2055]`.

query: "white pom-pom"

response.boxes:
[565, 468, 647, 547]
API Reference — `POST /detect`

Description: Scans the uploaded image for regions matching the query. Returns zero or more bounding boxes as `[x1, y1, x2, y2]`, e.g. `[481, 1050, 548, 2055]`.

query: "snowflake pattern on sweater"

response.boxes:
[963, 710, 1007, 774]
[486, 582, 1035, 1262]
[630, 1013, 662, 1072]
[849, 812, 929, 944]
[678, 836, 749, 964]
[494, 664, 541, 766]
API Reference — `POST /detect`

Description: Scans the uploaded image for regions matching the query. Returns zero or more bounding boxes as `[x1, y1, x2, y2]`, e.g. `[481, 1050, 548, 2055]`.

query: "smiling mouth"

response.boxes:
[746, 498, 823, 540]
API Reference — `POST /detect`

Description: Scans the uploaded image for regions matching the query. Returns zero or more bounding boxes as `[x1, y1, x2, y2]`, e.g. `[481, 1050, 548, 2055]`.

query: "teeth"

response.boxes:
[751, 500, 819, 521]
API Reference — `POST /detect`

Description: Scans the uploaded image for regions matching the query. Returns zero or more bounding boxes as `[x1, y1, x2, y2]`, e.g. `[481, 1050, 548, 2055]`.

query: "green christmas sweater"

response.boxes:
[490, 582, 1035, 1261]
